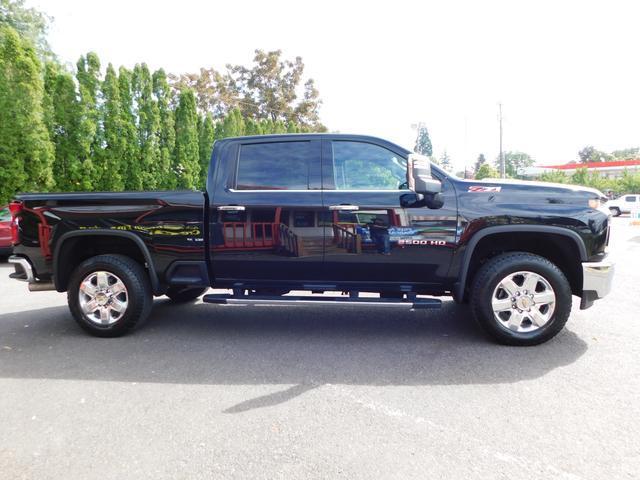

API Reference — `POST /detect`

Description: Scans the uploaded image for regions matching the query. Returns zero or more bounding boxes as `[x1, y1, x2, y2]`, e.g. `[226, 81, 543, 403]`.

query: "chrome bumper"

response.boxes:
[581, 260, 615, 308]
[8, 255, 34, 283]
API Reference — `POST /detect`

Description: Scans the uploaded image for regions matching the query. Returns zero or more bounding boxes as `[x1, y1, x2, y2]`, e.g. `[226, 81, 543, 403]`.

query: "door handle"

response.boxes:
[329, 205, 359, 211]
[217, 205, 246, 211]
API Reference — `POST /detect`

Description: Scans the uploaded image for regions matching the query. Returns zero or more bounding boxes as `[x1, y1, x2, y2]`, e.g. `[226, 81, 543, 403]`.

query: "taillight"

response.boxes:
[9, 201, 23, 245]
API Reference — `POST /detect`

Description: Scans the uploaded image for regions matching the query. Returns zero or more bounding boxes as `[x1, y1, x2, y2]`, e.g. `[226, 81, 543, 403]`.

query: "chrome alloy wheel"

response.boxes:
[491, 271, 556, 333]
[78, 271, 128, 326]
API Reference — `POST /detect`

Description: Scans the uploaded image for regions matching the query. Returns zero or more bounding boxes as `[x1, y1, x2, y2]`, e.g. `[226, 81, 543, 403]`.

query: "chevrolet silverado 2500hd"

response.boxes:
[7, 134, 614, 345]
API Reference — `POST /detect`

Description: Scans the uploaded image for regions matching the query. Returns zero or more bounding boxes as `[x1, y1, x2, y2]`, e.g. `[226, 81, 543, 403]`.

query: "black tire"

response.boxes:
[165, 286, 208, 303]
[609, 207, 621, 217]
[67, 254, 152, 337]
[470, 252, 572, 346]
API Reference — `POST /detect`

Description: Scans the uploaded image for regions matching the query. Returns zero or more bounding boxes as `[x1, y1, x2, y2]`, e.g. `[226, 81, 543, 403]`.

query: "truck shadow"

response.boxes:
[0, 299, 588, 407]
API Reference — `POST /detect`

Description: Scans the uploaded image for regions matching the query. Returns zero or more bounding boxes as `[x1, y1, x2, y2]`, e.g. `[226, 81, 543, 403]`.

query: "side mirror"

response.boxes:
[407, 153, 442, 195]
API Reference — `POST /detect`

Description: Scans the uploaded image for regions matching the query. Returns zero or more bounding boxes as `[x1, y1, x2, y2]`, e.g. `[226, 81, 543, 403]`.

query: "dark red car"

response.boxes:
[0, 205, 13, 258]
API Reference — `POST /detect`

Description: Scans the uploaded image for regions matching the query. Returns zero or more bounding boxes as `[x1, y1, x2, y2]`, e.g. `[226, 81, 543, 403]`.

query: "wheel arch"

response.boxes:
[454, 225, 587, 302]
[53, 230, 161, 294]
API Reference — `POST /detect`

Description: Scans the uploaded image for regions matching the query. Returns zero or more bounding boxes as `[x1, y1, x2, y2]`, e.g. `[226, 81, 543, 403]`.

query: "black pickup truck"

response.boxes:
[7, 134, 614, 345]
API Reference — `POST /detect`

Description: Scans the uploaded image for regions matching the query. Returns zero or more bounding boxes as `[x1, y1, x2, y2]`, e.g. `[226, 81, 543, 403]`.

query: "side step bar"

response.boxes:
[202, 293, 441, 310]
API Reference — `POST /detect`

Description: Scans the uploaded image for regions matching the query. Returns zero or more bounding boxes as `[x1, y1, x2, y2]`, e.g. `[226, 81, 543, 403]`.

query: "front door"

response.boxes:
[210, 138, 325, 285]
[320, 138, 458, 290]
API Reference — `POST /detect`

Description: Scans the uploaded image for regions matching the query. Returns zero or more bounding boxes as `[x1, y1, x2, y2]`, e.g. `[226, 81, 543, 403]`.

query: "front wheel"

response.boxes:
[68, 254, 153, 337]
[470, 252, 572, 346]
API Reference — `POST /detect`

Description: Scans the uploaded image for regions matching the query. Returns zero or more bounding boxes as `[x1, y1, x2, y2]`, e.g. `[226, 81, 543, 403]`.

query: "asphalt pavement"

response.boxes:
[0, 217, 638, 479]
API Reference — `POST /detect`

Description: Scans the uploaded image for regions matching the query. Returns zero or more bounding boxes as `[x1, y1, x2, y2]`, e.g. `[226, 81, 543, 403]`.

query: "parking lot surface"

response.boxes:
[0, 217, 638, 479]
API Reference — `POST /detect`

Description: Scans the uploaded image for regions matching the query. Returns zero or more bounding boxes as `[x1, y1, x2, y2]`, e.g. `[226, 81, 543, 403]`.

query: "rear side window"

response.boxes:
[0, 208, 10, 222]
[236, 141, 313, 190]
[626, 196, 637, 202]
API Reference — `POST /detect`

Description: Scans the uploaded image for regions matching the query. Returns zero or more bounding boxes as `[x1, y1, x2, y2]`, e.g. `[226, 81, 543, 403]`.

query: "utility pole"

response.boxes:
[498, 103, 505, 178]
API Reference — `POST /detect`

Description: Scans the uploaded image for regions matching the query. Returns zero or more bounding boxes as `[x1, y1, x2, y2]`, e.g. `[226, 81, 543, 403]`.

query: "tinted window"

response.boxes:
[236, 142, 312, 190]
[331, 141, 407, 190]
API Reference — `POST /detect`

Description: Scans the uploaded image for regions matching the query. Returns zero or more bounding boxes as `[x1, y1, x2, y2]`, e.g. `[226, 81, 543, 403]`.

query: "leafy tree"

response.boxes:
[439, 151, 453, 172]
[578, 146, 611, 163]
[133, 63, 161, 189]
[76, 52, 102, 187]
[475, 164, 499, 180]
[174, 89, 200, 189]
[611, 147, 639, 160]
[495, 151, 534, 177]
[198, 113, 214, 188]
[0, 0, 52, 59]
[170, 49, 325, 130]
[99, 63, 125, 190]
[538, 170, 568, 184]
[414, 125, 433, 156]
[474, 154, 486, 174]
[118, 67, 141, 190]
[0, 26, 54, 203]
[153, 68, 176, 189]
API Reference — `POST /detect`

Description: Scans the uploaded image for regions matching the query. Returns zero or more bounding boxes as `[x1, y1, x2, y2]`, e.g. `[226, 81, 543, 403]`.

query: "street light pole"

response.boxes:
[499, 103, 505, 178]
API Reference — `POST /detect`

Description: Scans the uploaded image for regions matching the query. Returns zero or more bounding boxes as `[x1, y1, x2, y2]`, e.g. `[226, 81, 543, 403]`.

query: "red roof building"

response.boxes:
[522, 159, 640, 179]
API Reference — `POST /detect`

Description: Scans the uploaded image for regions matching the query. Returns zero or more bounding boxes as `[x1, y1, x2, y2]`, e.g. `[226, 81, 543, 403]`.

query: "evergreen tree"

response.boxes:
[273, 120, 287, 134]
[474, 154, 486, 174]
[118, 67, 141, 190]
[244, 117, 259, 136]
[174, 89, 200, 189]
[99, 63, 125, 190]
[198, 113, 214, 188]
[133, 63, 161, 189]
[0, 26, 54, 203]
[221, 108, 246, 138]
[439, 151, 453, 172]
[153, 68, 176, 189]
[414, 125, 433, 156]
[76, 52, 101, 188]
[49, 69, 90, 191]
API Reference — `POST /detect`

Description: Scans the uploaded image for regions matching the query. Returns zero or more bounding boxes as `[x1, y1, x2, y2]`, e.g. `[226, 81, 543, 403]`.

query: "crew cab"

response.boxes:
[7, 134, 614, 345]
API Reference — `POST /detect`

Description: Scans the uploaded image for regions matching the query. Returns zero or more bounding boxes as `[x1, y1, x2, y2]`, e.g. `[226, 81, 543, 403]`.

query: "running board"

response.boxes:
[202, 294, 441, 310]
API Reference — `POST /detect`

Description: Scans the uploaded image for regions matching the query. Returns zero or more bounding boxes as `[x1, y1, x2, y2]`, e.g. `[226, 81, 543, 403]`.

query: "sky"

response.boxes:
[29, 0, 640, 172]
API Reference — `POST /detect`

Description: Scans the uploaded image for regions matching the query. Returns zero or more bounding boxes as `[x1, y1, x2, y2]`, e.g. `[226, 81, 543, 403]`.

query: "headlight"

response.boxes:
[589, 198, 601, 209]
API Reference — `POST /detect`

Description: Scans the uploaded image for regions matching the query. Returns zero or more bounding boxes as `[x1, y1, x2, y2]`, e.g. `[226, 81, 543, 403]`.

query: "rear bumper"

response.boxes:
[580, 260, 615, 309]
[8, 255, 35, 282]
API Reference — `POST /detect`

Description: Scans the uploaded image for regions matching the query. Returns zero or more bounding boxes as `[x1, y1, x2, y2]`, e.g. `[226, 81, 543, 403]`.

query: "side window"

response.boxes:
[0, 208, 10, 222]
[626, 196, 637, 202]
[236, 141, 313, 190]
[330, 141, 407, 190]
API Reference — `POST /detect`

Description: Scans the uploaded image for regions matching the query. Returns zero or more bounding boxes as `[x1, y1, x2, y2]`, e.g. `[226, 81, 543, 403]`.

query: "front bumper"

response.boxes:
[580, 260, 615, 309]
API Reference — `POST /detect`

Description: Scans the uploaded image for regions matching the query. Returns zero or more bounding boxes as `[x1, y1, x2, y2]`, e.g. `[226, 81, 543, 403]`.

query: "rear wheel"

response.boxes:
[610, 207, 621, 217]
[68, 254, 152, 337]
[165, 286, 208, 303]
[470, 252, 572, 346]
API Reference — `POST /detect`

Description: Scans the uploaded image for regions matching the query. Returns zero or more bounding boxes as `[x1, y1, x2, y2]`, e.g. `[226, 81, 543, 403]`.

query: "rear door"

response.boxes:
[209, 138, 325, 284]
[320, 138, 458, 289]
